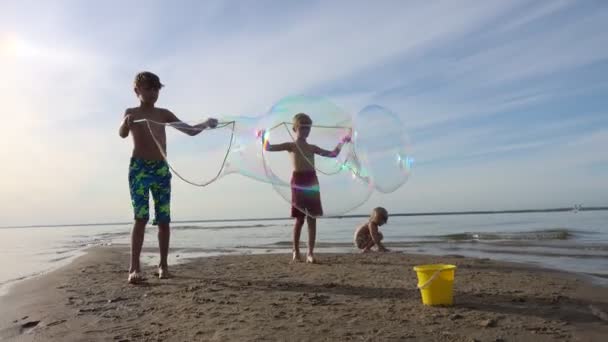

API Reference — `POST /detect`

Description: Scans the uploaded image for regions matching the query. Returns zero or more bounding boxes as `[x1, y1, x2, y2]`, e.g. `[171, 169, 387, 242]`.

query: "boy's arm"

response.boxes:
[258, 131, 294, 152]
[312, 135, 351, 158]
[264, 141, 294, 152]
[356, 224, 372, 252]
[119, 110, 132, 138]
[164, 110, 217, 136]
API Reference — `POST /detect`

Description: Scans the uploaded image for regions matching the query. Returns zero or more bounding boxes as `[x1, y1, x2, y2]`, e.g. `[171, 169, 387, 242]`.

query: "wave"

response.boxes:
[260, 232, 608, 252]
[172, 223, 288, 231]
[264, 241, 430, 248]
[437, 245, 608, 258]
[267, 241, 357, 248]
[72, 231, 130, 240]
[437, 228, 583, 241]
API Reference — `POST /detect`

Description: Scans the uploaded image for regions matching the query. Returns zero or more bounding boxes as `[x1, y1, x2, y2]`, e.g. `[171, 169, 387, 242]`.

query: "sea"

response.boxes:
[1, 210, 607, 295]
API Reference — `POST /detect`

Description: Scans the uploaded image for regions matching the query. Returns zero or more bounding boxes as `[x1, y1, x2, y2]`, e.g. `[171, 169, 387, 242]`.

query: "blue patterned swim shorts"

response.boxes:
[128, 158, 171, 225]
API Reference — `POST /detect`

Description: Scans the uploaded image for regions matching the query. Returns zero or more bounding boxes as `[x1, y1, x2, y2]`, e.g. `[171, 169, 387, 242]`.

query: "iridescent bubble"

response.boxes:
[138, 100, 413, 216]
[260, 95, 373, 217]
[142, 116, 274, 187]
[354, 105, 413, 193]
[218, 115, 275, 183]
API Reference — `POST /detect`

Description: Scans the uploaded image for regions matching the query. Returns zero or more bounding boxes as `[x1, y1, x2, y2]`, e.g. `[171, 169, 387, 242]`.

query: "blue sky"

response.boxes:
[0, 0, 607, 225]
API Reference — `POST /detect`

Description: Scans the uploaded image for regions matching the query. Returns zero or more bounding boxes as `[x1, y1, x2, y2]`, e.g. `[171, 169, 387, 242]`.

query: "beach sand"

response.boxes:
[1, 247, 607, 341]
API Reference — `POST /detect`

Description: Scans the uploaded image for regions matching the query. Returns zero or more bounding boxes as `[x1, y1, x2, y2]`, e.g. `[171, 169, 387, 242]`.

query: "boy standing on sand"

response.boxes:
[119, 71, 218, 284]
[263, 113, 350, 263]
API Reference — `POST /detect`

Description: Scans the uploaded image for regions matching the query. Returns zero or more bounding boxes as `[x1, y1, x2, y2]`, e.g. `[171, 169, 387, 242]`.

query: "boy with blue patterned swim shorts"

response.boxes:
[119, 71, 218, 284]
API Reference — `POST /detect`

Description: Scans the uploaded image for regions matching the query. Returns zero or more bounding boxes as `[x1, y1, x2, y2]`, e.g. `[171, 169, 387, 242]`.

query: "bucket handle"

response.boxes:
[417, 270, 441, 290]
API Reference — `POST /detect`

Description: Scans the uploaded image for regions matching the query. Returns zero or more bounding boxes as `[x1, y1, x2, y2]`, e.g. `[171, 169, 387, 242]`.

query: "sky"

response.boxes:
[0, 0, 607, 226]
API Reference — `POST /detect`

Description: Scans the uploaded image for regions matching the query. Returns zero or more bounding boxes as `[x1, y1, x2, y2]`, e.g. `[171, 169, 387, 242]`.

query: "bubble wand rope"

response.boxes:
[266, 121, 352, 131]
[274, 122, 367, 180]
[280, 123, 349, 176]
[259, 123, 367, 186]
[133, 119, 236, 187]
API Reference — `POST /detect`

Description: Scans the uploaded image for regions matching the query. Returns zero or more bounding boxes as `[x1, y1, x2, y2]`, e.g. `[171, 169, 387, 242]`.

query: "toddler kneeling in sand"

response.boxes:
[354, 207, 389, 253]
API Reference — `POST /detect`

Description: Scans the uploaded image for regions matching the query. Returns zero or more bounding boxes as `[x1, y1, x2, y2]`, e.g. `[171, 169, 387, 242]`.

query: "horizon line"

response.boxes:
[1, 206, 606, 229]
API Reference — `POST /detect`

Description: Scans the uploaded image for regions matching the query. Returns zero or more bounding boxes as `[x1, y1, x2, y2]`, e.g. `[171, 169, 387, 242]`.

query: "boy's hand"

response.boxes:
[256, 130, 266, 141]
[341, 135, 352, 144]
[119, 112, 133, 138]
[124, 114, 134, 128]
[206, 118, 218, 129]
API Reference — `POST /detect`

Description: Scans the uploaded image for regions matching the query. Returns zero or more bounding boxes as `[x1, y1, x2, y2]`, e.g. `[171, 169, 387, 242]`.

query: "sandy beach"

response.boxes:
[1, 247, 607, 341]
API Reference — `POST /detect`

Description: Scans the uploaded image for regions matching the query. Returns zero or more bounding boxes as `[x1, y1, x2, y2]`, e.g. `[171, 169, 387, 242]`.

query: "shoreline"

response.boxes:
[1, 246, 608, 341]
[2, 241, 607, 297]
[2, 240, 607, 298]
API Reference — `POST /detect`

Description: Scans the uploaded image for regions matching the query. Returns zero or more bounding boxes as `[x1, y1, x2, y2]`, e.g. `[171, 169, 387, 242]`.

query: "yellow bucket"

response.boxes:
[413, 264, 457, 306]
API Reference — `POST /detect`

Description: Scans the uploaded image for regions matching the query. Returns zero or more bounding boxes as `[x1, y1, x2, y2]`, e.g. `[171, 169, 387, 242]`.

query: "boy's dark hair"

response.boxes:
[292, 113, 312, 132]
[134, 71, 164, 89]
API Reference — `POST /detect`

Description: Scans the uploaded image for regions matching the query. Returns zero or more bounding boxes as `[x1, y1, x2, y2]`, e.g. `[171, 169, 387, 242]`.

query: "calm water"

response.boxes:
[1, 211, 607, 295]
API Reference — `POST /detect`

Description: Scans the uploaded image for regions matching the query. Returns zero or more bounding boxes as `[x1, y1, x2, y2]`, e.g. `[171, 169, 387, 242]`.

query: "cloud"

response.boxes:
[319, 2, 608, 129]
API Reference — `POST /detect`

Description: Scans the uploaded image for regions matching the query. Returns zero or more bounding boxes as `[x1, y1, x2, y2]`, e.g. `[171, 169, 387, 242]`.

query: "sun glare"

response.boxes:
[0, 33, 37, 58]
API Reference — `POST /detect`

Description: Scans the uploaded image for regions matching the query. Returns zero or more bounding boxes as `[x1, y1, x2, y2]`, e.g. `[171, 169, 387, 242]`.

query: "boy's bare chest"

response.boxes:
[292, 143, 314, 157]
[130, 109, 164, 123]
[131, 112, 166, 139]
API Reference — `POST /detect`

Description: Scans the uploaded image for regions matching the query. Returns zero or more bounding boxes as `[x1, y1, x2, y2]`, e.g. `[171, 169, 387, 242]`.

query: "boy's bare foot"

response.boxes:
[292, 251, 302, 263]
[306, 254, 316, 264]
[127, 271, 144, 284]
[158, 266, 170, 279]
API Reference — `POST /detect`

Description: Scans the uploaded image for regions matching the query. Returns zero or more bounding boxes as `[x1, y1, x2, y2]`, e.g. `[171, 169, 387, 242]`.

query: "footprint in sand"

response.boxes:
[0, 318, 43, 339]
[20, 320, 40, 334]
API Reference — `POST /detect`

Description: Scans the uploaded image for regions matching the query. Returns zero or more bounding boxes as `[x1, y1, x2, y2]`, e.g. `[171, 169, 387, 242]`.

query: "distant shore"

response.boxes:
[2, 206, 607, 229]
[1, 247, 607, 341]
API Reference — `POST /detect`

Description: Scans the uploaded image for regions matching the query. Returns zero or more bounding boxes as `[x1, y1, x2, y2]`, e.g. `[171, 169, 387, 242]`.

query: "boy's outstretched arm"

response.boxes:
[258, 130, 294, 152]
[313, 135, 351, 158]
[264, 141, 294, 152]
[164, 110, 217, 136]
[119, 110, 132, 138]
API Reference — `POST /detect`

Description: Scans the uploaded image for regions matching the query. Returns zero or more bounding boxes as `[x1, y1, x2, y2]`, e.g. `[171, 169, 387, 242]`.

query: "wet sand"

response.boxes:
[1, 247, 607, 341]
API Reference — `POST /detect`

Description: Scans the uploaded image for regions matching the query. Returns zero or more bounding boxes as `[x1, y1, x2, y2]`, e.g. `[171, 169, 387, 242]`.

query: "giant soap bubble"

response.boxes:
[353, 105, 413, 193]
[142, 115, 277, 187]
[138, 99, 413, 218]
[260, 95, 373, 218]
[217, 115, 282, 184]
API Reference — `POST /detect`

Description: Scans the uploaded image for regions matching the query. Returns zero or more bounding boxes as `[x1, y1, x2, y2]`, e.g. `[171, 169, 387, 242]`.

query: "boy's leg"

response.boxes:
[128, 159, 151, 281]
[158, 223, 170, 269]
[306, 216, 316, 263]
[293, 216, 305, 261]
[361, 239, 375, 252]
[150, 166, 171, 278]
[130, 218, 148, 273]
